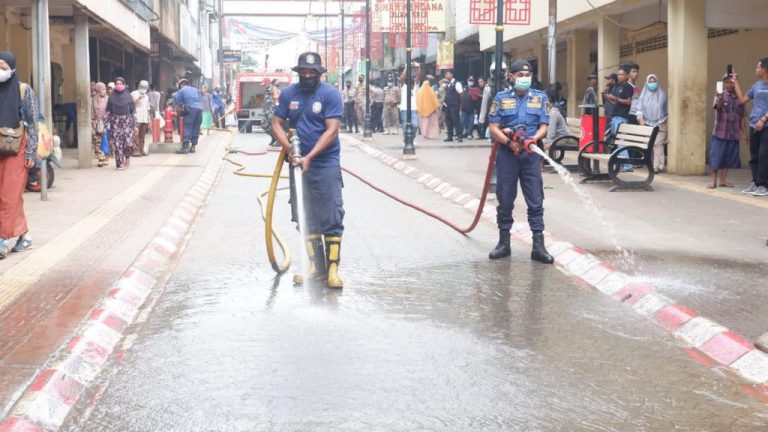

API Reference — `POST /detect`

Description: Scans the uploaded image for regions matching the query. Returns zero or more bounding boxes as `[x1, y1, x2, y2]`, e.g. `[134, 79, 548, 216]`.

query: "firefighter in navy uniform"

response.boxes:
[487, 59, 554, 264]
[272, 52, 346, 288]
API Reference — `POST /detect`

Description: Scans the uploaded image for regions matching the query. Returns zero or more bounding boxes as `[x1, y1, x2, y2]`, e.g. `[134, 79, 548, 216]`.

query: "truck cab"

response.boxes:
[236, 73, 292, 133]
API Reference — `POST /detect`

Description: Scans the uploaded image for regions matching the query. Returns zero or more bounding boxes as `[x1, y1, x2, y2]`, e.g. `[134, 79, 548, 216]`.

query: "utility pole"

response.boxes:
[548, 0, 557, 98]
[32, 0, 52, 200]
[340, 4, 345, 93]
[219, 0, 226, 91]
[402, 0, 415, 157]
[363, 0, 373, 138]
[324, 0, 328, 67]
[493, 0, 504, 92]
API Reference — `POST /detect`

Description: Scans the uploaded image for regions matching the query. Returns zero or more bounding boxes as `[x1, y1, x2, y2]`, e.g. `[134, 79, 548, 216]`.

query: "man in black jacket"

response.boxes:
[442, 70, 463, 142]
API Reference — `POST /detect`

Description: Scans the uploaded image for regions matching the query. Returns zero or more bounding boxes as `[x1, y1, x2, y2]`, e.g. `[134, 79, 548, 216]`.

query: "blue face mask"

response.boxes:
[647, 82, 658, 91]
[514, 76, 532, 91]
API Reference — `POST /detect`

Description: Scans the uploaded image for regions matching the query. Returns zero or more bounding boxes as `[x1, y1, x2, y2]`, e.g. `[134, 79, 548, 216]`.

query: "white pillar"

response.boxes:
[597, 16, 619, 115]
[567, 30, 591, 117]
[667, 0, 707, 175]
[75, 10, 92, 168]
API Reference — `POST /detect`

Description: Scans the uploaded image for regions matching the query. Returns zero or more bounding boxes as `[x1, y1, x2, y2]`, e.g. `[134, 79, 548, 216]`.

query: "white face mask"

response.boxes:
[0, 69, 15, 83]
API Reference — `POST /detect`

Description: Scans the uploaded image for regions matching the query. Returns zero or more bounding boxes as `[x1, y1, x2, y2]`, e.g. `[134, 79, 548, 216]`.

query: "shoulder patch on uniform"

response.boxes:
[500, 98, 516, 110]
[489, 101, 498, 116]
[312, 101, 323, 113]
[289, 101, 300, 110]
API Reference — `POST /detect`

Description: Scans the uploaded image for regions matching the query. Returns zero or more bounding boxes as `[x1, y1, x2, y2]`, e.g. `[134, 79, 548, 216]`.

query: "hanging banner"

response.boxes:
[373, 0, 446, 33]
[370, 32, 383, 60]
[437, 40, 454, 71]
[469, 0, 531, 25]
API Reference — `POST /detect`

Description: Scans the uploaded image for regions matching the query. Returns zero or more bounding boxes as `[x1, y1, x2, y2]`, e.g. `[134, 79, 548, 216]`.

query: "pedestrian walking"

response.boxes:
[708, 74, 745, 189]
[487, 59, 554, 264]
[173, 78, 203, 154]
[272, 52, 346, 289]
[635, 73, 669, 173]
[131, 80, 151, 156]
[0, 51, 38, 258]
[442, 70, 463, 142]
[105, 77, 136, 170]
[199, 85, 214, 135]
[416, 77, 440, 139]
[91, 82, 109, 167]
[734, 58, 768, 196]
[383, 77, 400, 135]
[343, 81, 358, 133]
[212, 87, 225, 128]
[148, 84, 161, 119]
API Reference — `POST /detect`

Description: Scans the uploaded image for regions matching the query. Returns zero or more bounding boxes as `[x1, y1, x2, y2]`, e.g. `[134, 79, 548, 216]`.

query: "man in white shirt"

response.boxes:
[131, 80, 152, 156]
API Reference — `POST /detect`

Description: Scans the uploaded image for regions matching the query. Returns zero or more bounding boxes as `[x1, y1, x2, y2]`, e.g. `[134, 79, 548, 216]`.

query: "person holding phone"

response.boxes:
[708, 73, 745, 189]
[733, 58, 768, 196]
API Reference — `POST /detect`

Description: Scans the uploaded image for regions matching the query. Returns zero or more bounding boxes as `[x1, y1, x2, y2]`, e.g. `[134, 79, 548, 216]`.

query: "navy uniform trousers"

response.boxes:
[182, 108, 203, 146]
[495, 144, 545, 232]
[289, 164, 345, 237]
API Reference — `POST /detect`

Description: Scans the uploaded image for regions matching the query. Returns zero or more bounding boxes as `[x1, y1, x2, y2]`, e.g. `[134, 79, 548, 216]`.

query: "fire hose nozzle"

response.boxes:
[288, 128, 301, 162]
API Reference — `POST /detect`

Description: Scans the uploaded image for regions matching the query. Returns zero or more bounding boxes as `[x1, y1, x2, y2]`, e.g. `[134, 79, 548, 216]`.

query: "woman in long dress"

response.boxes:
[417, 78, 440, 139]
[0, 51, 39, 258]
[106, 77, 136, 170]
[92, 82, 109, 167]
[200, 86, 214, 134]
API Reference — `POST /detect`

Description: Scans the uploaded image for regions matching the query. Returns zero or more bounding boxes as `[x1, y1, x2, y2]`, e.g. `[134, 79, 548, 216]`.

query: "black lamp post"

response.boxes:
[402, 0, 415, 156]
[363, 0, 373, 137]
[493, 0, 504, 93]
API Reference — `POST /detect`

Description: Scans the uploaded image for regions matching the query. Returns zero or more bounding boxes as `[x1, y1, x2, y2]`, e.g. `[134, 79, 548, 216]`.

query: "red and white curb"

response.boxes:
[343, 136, 768, 395]
[0, 144, 228, 432]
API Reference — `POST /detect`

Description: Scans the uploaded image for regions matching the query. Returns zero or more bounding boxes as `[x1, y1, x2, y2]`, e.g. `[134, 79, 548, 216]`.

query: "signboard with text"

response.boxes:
[373, 0, 445, 33]
[469, 0, 531, 25]
[219, 49, 242, 63]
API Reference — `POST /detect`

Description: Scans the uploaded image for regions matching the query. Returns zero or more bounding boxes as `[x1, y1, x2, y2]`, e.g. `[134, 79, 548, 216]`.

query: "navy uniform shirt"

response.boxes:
[173, 86, 202, 110]
[274, 82, 344, 168]
[487, 88, 549, 139]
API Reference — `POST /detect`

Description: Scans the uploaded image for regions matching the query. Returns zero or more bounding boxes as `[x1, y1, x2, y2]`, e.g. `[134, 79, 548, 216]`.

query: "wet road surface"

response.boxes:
[66, 133, 768, 431]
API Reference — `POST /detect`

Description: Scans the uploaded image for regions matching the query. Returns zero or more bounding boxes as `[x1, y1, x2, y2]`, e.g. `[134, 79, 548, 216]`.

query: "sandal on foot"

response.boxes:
[706, 183, 717, 189]
[720, 183, 735, 188]
[12, 236, 32, 253]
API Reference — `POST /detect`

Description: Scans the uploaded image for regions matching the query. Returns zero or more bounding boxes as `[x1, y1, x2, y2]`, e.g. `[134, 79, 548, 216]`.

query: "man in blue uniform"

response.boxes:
[272, 52, 346, 289]
[173, 78, 203, 154]
[487, 59, 554, 264]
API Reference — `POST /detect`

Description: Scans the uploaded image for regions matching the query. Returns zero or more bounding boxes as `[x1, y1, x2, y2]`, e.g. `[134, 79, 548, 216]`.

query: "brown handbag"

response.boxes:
[0, 123, 24, 156]
[0, 84, 28, 156]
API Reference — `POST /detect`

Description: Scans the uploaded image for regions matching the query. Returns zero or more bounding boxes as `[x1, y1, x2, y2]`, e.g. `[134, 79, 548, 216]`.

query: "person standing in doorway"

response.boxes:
[131, 80, 151, 156]
[734, 58, 768, 196]
[635, 74, 669, 173]
[173, 78, 203, 154]
[0, 51, 39, 258]
[442, 69, 463, 142]
[708, 73, 745, 189]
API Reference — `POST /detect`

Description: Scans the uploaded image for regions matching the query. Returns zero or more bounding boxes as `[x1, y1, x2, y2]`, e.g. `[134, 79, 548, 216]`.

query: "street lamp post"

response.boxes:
[402, 0, 416, 156]
[493, 0, 504, 92]
[363, 0, 373, 138]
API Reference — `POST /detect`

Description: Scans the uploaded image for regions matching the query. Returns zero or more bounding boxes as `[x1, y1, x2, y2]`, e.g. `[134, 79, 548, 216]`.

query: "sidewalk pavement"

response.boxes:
[0, 131, 229, 417]
[341, 131, 768, 342]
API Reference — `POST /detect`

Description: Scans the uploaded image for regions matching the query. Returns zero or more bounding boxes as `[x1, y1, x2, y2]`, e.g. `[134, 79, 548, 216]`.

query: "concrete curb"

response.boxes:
[342, 135, 768, 394]
[0, 136, 230, 432]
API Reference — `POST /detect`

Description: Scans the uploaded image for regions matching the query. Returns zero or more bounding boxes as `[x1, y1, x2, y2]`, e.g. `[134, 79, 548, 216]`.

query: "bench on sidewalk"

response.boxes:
[547, 117, 582, 165]
[577, 123, 659, 192]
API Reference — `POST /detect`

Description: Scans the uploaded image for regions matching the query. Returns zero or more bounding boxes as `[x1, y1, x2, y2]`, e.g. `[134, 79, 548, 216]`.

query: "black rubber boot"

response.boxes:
[176, 143, 190, 154]
[531, 230, 554, 264]
[189, 144, 196, 153]
[488, 229, 511, 259]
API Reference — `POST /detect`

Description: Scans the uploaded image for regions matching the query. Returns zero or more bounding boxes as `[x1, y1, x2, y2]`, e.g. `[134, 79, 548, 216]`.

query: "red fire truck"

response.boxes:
[235, 72, 292, 133]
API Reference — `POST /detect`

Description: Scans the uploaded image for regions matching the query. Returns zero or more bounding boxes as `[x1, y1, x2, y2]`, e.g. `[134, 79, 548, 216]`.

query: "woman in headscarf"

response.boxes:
[0, 51, 39, 258]
[416, 77, 440, 139]
[199, 85, 214, 134]
[105, 77, 136, 170]
[635, 74, 669, 173]
[92, 82, 109, 167]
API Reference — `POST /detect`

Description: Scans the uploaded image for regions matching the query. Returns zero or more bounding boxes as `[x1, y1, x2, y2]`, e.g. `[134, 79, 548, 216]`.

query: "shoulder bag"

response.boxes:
[0, 83, 27, 156]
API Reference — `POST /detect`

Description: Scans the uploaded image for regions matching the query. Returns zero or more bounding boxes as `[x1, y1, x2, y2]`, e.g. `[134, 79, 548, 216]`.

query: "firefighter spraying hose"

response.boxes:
[228, 55, 556, 285]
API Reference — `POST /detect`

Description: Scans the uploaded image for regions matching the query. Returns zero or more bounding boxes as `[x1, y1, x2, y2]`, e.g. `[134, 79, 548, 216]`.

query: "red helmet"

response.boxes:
[261, 77, 271, 86]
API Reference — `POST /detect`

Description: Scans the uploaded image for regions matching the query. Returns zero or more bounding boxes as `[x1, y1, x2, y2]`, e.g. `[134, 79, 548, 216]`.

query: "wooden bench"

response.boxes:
[577, 123, 659, 192]
[547, 117, 582, 164]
